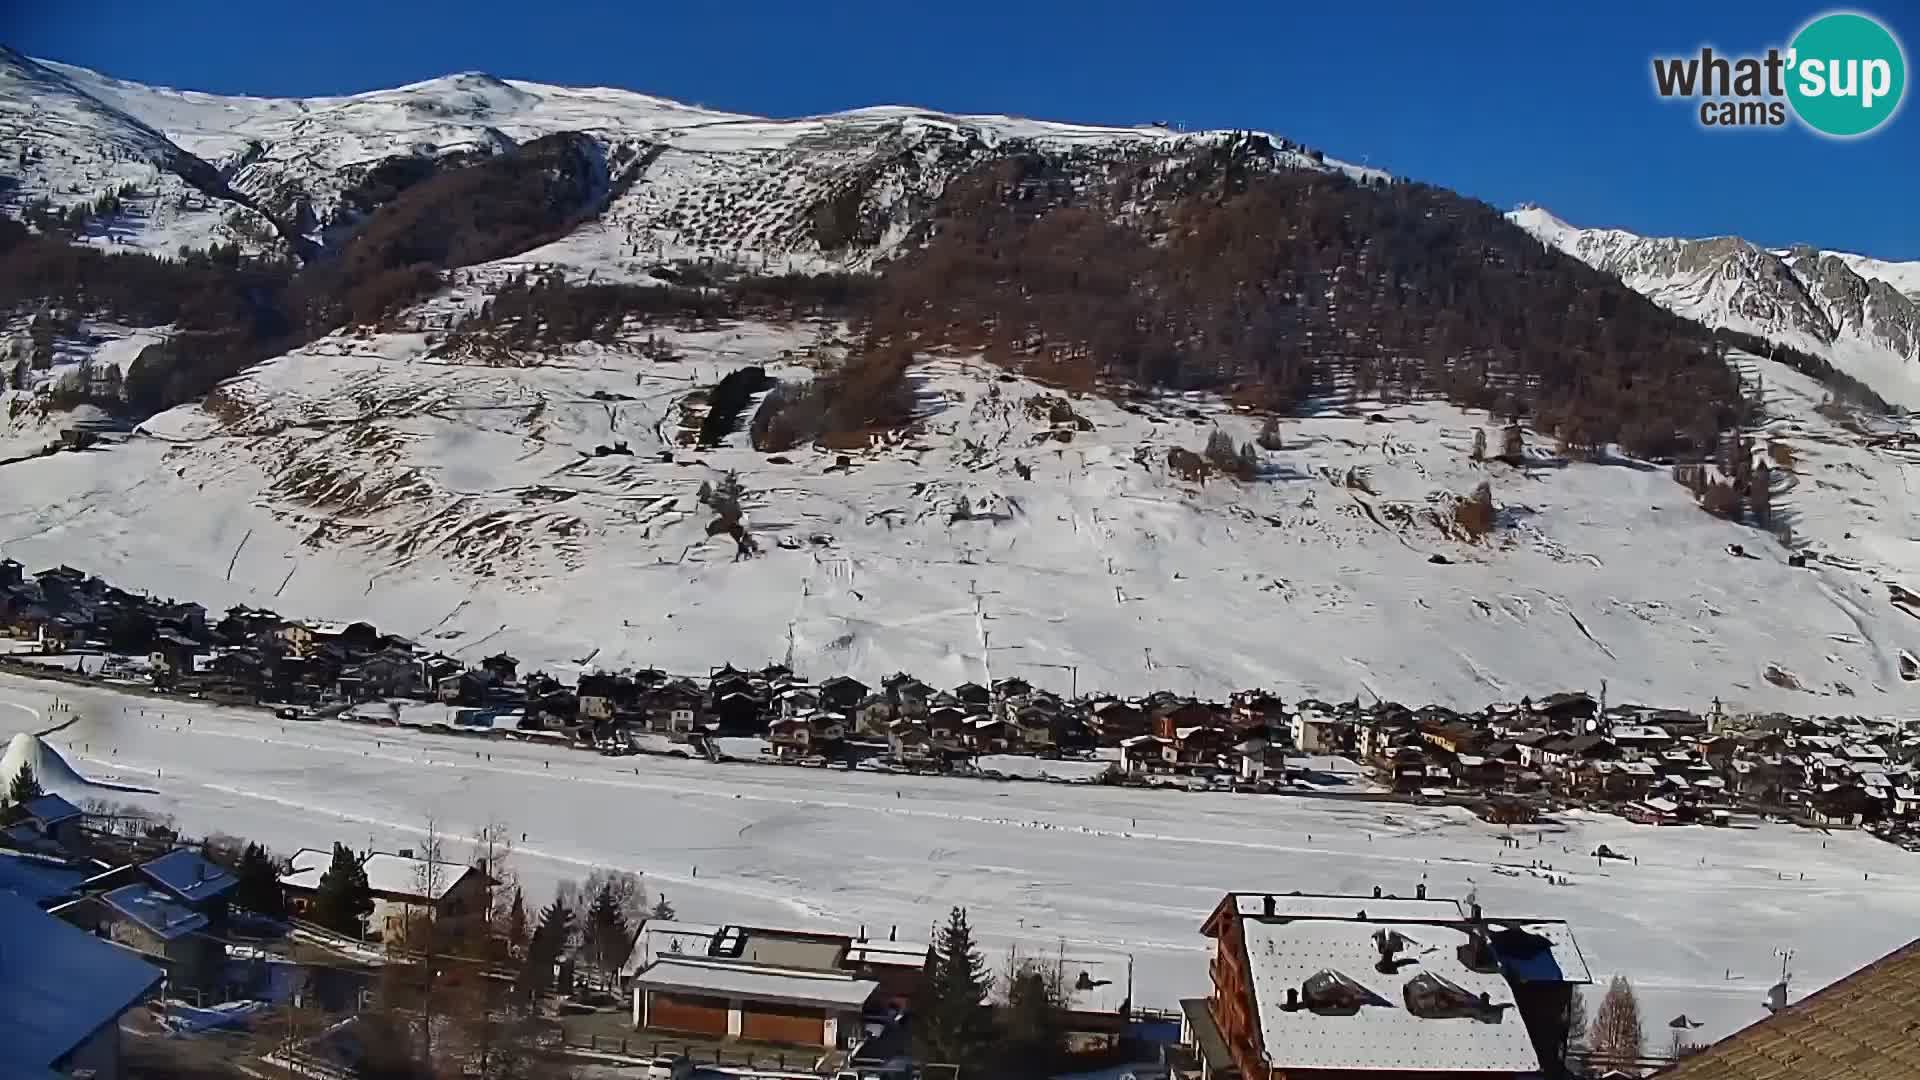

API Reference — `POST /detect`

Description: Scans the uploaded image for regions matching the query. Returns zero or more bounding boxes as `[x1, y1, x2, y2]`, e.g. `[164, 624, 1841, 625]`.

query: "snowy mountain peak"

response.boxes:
[1509, 205, 1920, 409]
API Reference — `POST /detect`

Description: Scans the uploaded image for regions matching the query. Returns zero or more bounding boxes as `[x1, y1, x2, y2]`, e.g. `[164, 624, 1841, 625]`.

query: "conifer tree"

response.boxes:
[518, 895, 574, 1007]
[506, 887, 528, 953]
[311, 843, 373, 936]
[582, 882, 631, 988]
[234, 842, 286, 919]
[918, 906, 992, 1064]
[5, 762, 43, 806]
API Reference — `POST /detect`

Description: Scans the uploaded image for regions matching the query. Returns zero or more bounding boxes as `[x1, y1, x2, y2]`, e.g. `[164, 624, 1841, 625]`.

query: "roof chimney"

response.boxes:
[1283, 987, 1301, 1011]
[1262, 894, 1276, 917]
[1417, 883, 1427, 900]
[1470, 902, 1483, 922]
[1372, 885, 1383, 899]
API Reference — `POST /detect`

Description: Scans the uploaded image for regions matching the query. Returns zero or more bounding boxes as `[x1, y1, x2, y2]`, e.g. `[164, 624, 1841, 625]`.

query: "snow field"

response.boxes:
[3, 671, 1915, 1045]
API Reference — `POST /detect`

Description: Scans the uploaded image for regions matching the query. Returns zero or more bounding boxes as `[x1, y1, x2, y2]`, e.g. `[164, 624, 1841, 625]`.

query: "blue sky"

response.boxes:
[12, 1, 1917, 258]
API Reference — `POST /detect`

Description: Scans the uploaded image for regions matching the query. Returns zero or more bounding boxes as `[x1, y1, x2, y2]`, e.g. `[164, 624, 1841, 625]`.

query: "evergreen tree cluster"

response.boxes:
[860, 157, 1789, 458]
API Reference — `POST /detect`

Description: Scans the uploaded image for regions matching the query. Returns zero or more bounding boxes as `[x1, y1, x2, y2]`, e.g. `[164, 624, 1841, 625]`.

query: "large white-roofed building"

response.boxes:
[1188, 889, 1590, 1079]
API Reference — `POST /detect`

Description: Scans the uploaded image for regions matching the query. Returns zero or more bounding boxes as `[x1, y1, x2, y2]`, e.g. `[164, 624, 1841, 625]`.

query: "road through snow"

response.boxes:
[2, 671, 1914, 1043]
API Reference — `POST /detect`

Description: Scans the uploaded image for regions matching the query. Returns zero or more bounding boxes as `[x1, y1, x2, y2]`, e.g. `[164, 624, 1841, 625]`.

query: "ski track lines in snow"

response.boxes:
[3, 672, 1916, 1042]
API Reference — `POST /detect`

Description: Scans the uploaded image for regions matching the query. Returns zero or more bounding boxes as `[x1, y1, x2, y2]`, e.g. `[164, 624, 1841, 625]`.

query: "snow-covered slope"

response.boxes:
[20, 54, 1382, 272]
[2, 296, 1916, 712]
[0, 48, 288, 256]
[1508, 206, 1920, 410]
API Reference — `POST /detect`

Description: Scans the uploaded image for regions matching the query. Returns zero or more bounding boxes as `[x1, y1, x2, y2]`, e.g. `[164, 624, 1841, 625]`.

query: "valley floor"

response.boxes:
[4, 671, 1914, 1046]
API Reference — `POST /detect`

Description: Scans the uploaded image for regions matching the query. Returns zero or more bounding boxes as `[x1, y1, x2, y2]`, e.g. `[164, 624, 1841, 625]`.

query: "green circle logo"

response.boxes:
[1787, 12, 1906, 137]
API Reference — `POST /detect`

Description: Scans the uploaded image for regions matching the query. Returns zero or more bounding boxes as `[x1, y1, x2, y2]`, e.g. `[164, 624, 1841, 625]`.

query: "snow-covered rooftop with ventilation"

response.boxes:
[1240, 917, 1543, 1073]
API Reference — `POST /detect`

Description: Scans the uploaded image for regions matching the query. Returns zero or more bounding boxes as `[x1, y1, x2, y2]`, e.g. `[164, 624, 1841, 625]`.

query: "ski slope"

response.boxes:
[2, 308, 1917, 711]
[2, 670, 1913, 1045]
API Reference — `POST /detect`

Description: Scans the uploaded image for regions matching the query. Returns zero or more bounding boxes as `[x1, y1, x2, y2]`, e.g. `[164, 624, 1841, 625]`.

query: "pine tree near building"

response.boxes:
[233, 842, 287, 919]
[505, 888, 528, 955]
[518, 896, 574, 1009]
[582, 882, 631, 989]
[995, 959, 1068, 1078]
[5, 762, 43, 806]
[918, 906, 992, 1065]
[311, 843, 373, 937]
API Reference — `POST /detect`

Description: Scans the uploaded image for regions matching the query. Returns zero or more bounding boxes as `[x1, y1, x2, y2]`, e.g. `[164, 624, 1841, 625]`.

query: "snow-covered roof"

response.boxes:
[620, 919, 727, 976]
[362, 851, 480, 899]
[633, 956, 879, 1009]
[845, 939, 932, 969]
[1488, 921, 1592, 985]
[19, 793, 82, 827]
[1642, 796, 1681, 814]
[1620, 761, 1658, 776]
[140, 849, 238, 905]
[1609, 725, 1673, 742]
[1238, 917, 1543, 1073]
[101, 883, 209, 941]
[1232, 893, 1463, 921]
[281, 847, 481, 901]
[0, 850, 89, 905]
[0, 890, 162, 1072]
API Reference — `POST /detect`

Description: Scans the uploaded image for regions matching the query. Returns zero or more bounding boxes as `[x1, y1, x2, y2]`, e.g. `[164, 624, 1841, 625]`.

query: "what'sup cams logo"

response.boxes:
[1653, 10, 1906, 136]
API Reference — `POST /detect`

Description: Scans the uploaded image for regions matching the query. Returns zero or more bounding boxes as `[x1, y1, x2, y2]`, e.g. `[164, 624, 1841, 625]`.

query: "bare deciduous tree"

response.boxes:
[1591, 975, 1644, 1068]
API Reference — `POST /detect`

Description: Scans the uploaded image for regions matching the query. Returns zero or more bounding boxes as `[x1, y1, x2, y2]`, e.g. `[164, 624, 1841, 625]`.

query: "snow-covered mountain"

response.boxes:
[1509, 205, 1920, 409]
[5, 56, 1920, 712]
[6, 48, 1380, 270]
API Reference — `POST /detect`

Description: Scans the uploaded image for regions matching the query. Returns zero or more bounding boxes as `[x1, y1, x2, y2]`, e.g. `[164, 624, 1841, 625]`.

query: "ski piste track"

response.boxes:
[3, 669, 1915, 1043]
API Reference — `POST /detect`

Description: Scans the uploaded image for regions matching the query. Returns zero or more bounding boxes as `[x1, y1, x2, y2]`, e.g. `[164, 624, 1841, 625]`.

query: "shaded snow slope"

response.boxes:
[0, 307, 1915, 712]
[1508, 205, 1920, 410]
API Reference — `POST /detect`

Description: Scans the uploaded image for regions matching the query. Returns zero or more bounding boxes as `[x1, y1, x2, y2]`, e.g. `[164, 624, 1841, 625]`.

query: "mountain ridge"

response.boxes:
[1509, 204, 1920, 409]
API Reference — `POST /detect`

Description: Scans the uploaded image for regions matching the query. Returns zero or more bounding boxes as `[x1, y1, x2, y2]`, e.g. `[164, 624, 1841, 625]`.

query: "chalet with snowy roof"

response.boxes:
[1232, 737, 1290, 783]
[13, 792, 86, 849]
[1091, 698, 1150, 742]
[965, 716, 1018, 754]
[97, 882, 223, 987]
[1187, 890, 1590, 1080]
[280, 847, 492, 941]
[1291, 707, 1353, 755]
[1528, 691, 1597, 728]
[1121, 734, 1176, 774]
[625, 919, 930, 1049]
[952, 681, 991, 706]
[885, 719, 936, 765]
[814, 668, 867, 711]
[0, 889, 164, 1080]
[1153, 700, 1221, 741]
[1230, 692, 1288, 736]
[991, 675, 1032, 701]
